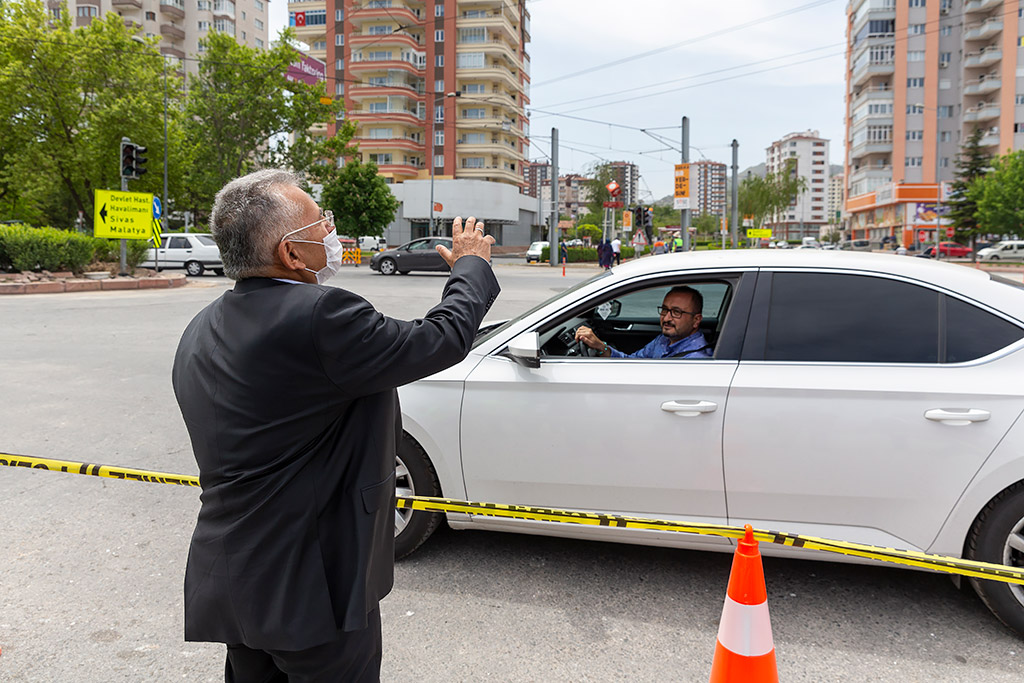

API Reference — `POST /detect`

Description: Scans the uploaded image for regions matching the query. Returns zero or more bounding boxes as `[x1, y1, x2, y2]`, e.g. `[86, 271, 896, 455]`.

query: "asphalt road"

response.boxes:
[1, 263, 1022, 681]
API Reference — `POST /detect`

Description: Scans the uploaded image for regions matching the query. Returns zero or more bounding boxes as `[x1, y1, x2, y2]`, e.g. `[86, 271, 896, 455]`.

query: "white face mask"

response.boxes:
[280, 211, 344, 284]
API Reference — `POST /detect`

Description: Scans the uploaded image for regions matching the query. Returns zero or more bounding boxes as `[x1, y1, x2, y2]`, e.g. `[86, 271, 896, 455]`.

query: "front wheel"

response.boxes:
[967, 482, 1024, 636]
[185, 260, 204, 276]
[394, 434, 442, 559]
[378, 257, 397, 275]
[990, 255, 1000, 261]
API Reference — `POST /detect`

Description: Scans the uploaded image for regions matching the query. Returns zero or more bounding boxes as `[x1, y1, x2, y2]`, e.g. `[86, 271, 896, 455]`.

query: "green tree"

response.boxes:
[692, 213, 721, 241]
[573, 223, 602, 242]
[0, 1, 175, 228]
[975, 151, 1024, 238]
[737, 165, 807, 239]
[180, 29, 354, 218]
[948, 127, 991, 261]
[582, 163, 618, 217]
[319, 160, 399, 238]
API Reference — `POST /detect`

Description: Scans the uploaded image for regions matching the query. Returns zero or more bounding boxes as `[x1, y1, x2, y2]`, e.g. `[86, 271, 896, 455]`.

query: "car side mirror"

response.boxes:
[506, 331, 540, 369]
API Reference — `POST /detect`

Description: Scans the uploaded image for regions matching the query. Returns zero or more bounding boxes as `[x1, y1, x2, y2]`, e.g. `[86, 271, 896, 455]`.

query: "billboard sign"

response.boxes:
[286, 51, 327, 86]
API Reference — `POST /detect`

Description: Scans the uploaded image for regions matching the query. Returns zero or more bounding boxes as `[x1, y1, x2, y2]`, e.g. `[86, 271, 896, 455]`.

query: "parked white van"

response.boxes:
[358, 236, 386, 251]
[977, 240, 1024, 261]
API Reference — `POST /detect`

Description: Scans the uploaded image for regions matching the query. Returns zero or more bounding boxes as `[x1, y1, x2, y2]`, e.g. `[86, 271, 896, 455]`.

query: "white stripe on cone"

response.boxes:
[716, 596, 774, 657]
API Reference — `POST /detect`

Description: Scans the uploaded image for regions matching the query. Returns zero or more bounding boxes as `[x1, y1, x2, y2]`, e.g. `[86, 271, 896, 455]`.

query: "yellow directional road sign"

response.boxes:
[94, 190, 154, 240]
[746, 228, 772, 239]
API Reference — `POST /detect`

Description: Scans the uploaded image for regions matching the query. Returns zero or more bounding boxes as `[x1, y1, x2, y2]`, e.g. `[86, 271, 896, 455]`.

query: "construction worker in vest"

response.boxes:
[672, 233, 684, 253]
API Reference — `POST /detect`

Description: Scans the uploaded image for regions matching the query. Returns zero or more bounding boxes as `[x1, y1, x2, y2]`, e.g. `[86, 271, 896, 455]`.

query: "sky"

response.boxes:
[268, 0, 847, 201]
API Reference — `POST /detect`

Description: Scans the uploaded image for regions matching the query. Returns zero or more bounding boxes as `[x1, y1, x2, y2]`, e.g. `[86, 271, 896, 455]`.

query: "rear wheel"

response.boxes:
[378, 257, 396, 275]
[185, 260, 204, 276]
[967, 482, 1024, 636]
[394, 434, 443, 559]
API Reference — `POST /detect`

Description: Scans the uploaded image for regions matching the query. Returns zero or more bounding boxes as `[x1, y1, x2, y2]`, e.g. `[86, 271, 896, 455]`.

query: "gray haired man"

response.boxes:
[172, 169, 499, 682]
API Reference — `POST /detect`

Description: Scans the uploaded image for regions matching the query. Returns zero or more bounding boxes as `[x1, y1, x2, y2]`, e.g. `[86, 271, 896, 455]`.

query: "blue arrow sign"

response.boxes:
[152, 196, 162, 219]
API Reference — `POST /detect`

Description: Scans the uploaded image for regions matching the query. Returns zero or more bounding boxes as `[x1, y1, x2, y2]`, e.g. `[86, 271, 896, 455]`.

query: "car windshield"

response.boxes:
[472, 270, 613, 348]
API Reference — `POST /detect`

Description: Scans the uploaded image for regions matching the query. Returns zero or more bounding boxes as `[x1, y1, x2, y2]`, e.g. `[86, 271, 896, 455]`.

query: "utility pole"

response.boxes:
[548, 128, 558, 267]
[730, 139, 739, 248]
[680, 116, 690, 251]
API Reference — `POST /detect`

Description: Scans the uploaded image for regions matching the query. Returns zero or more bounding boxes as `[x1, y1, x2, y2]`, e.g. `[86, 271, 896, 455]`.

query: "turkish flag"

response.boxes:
[295, 11, 306, 26]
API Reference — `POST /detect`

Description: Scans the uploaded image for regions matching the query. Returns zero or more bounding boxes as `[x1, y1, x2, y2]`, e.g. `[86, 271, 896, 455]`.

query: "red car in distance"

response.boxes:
[937, 241, 972, 257]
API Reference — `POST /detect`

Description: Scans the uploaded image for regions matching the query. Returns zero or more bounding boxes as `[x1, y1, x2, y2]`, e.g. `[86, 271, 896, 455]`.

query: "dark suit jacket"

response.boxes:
[172, 256, 499, 650]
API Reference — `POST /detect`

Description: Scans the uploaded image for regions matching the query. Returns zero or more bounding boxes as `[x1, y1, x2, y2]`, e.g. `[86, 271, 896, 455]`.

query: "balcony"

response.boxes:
[349, 108, 424, 126]
[160, 45, 185, 59]
[963, 47, 1002, 69]
[458, 10, 518, 43]
[160, 23, 185, 40]
[350, 32, 422, 49]
[963, 76, 1001, 96]
[963, 102, 1000, 123]
[980, 131, 1000, 147]
[349, 57, 423, 76]
[850, 138, 893, 159]
[353, 136, 424, 153]
[159, 0, 185, 19]
[456, 164, 523, 185]
[348, 4, 421, 28]
[851, 58, 894, 88]
[964, 0, 1001, 14]
[111, 0, 142, 8]
[212, 0, 235, 19]
[963, 18, 1002, 42]
[348, 81, 424, 98]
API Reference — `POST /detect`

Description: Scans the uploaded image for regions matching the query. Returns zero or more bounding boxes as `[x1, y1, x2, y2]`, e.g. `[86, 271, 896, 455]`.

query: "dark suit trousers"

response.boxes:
[224, 608, 382, 683]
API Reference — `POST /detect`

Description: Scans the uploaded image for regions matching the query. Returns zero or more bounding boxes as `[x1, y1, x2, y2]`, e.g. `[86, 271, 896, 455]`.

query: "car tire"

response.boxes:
[990, 255, 1000, 261]
[379, 257, 397, 275]
[398, 270, 409, 275]
[185, 260, 204, 277]
[966, 482, 1024, 637]
[394, 433, 442, 560]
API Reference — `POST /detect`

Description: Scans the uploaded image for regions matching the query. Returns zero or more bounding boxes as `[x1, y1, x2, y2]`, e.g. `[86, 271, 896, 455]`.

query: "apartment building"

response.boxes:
[289, 0, 531, 190]
[604, 161, 639, 208]
[828, 172, 846, 225]
[689, 160, 727, 217]
[523, 159, 550, 198]
[59, 0, 270, 73]
[844, 0, 1024, 246]
[765, 130, 831, 239]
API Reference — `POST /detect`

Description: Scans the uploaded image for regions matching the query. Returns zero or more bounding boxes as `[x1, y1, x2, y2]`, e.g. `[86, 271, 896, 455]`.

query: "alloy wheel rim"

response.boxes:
[1004, 513, 1024, 606]
[394, 455, 413, 536]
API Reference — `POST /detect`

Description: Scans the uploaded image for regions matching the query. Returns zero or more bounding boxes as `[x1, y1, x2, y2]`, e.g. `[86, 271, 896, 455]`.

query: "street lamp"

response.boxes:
[910, 102, 945, 259]
[429, 91, 459, 237]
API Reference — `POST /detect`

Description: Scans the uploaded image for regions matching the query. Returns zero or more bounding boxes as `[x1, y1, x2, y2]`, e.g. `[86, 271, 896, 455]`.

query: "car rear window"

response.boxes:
[196, 235, 217, 246]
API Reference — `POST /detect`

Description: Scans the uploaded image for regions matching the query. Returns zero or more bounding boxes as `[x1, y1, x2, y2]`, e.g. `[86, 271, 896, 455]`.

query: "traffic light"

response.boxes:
[120, 139, 148, 180]
[633, 206, 644, 229]
[644, 207, 653, 229]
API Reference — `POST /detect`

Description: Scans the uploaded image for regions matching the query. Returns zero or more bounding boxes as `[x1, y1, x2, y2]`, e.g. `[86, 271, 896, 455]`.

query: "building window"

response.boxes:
[335, 83, 344, 95]
[940, 131, 952, 142]
[435, 55, 444, 67]
[868, 103, 892, 115]
[198, 0, 211, 10]
[909, 0, 925, 7]
[241, 10, 245, 19]
[938, 105, 953, 118]
[434, 29, 444, 42]
[940, 25, 951, 36]
[434, 104, 444, 121]
[369, 153, 392, 165]
[336, 59, 344, 69]
[77, 6, 98, 17]
[459, 27, 487, 43]
[1015, 123, 1024, 133]
[906, 156, 923, 167]
[462, 157, 485, 168]
[907, 51, 925, 61]
[906, 130, 923, 140]
[908, 23, 925, 35]
[312, 40, 326, 50]
[255, 37, 264, 48]
[254, 0, 263, 9]
[368, 128, 393, 139]
[198, 20, 210, 30]
[434, 154, 445, 167]
[907, 77, 924, 88]
[463, 107, 486, 119]
[939, 52, 951, 66]
[241, 30, 246, 40]
[461, 83, 485, 93]
[368, 25, 391, 35]
[434, 130, 444, 146]
[213, 19, 234, 33]
[254, 18, 263, 30]
[434, 79, 444, 93]
[335, 35, 344, 46]
[435, 3, 444, 16]
[940, 158, 950, 167]
[1017, 94, 1024, 105]
[907, 104, 925, 114]
[456, 52, 485, 69]
[146, 10, 156, 20]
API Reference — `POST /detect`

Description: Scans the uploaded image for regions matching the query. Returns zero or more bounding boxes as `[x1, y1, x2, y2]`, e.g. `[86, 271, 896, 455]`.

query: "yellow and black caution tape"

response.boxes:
[4, 452, 1024, 587]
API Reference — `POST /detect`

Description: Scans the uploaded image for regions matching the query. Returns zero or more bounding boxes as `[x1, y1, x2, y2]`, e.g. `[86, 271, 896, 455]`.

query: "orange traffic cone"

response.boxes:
[709, 524, 778, 682]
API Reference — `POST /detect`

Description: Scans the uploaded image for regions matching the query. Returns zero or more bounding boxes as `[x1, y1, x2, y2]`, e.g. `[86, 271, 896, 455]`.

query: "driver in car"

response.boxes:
[574, 286, 713, 359]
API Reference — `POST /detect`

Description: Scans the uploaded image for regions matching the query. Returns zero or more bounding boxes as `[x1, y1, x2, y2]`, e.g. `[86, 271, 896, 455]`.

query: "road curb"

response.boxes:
[0, 273, 186, 295]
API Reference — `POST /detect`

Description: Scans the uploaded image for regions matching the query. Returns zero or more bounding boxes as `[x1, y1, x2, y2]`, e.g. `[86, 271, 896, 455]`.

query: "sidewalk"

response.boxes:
[0, 270, 187, 295]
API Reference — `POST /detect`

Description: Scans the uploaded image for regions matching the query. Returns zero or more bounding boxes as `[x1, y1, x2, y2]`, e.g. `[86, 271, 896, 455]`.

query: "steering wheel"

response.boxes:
[561, 325, 598, 357]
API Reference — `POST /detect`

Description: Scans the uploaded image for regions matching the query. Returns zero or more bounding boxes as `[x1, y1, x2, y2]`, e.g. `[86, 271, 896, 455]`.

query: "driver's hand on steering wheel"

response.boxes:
[575, 326, 610, 356]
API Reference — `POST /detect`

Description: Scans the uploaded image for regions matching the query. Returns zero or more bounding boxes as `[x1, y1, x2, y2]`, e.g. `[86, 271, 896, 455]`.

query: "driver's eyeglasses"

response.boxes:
[657, 306, 696, 319]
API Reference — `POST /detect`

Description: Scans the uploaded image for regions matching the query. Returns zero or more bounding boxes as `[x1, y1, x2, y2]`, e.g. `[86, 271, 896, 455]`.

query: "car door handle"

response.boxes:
[661, 400, 718, 417]
[924, 408, 991, 426]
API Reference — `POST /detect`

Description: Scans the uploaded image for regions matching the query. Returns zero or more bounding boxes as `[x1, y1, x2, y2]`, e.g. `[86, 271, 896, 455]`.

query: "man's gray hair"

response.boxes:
[210, 169, 304, 280]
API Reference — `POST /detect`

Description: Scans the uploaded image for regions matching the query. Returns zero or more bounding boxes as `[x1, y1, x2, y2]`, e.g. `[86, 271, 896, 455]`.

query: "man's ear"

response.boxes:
[277, 239, 307, 272]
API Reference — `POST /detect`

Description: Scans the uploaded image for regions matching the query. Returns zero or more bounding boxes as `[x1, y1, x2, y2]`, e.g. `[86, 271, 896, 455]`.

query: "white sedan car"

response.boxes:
[140, 233, 224, 276]
[394, 250, 1024, 636]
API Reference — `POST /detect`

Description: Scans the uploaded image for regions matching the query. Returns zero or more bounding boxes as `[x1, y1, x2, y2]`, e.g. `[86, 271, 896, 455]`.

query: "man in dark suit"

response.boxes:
[172, 169, 500, 682]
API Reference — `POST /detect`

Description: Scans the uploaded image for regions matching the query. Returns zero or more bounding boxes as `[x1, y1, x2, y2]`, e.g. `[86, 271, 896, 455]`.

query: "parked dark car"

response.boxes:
[370, 237, 453, 275]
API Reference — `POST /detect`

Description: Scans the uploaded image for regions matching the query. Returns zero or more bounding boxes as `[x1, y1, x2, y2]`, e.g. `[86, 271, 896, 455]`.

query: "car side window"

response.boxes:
[408, 240, 433, 251]
[945, 296, 1024, 362]
[765, 272, 939, 363]
[169, 237, 190, 249]
[196, 235, 217, 247]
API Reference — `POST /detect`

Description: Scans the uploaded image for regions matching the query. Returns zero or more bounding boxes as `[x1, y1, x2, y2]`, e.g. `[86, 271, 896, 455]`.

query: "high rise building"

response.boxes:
[844, 0, 1024, 246]
[603, 161, 639, 208]
[689, 160, 727, 217]
[62, 0, 271, 74]
[765, 130, 831, 239]
[290, 0, 531, 189]
[556, 173, 590, 219]
[523, 160, 550, 198]
[828, 172, 846, 228]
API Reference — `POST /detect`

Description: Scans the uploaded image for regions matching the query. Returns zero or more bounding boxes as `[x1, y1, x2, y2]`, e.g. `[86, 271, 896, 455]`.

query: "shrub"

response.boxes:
[0, 225, 95, 273]
[92, 238, 150, 269]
